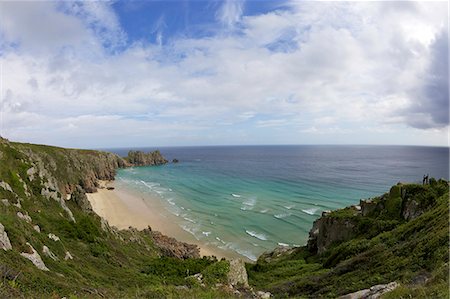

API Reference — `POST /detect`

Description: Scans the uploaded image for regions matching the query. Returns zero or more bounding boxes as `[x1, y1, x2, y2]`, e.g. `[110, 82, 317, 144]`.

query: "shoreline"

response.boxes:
[86, 180, 244, 261]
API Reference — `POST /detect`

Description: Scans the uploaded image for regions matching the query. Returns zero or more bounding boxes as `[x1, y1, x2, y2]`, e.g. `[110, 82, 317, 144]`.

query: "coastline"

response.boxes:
[86, 180, 243, 261]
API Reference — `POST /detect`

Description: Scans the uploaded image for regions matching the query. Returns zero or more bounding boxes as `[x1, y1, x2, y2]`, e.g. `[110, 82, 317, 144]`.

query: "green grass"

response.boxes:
[247, 181, 449, 298]
[0, 140, 236, 298]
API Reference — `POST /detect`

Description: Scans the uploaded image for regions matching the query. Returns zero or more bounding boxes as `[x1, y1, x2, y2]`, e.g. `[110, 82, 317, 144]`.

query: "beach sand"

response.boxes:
[86, 181, 239, 260]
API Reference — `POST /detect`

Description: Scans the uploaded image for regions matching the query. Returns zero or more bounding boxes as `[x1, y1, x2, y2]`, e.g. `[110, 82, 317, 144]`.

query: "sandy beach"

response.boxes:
[86, 180, 239, 260]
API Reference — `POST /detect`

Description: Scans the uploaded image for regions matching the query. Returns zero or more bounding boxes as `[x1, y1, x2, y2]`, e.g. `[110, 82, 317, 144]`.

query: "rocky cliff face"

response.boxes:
[307, 181, 448, 255]
[125, 150, 168, 167]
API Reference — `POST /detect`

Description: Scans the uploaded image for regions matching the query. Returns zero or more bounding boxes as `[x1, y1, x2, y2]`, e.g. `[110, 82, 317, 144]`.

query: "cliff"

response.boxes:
[0, 140, 240, 298]
[307, 181, 448, 255]
[247, 179, 449, 298]
[125, 150, 168, 167]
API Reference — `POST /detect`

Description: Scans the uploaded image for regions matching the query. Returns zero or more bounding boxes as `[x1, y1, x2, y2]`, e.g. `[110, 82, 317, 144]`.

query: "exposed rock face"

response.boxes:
[402, 199, 421, 220]
[126, 150, 168, 167]
[227, 259, 249, 287]
[145, 229, 200, 259]
[260, 246, 297, 263]
[21, 243, 49, 271]
[307, 216, 356, 254]
[0, 181, 13, 193]
[338, 281, 399, 299]
[17, 211, 32, 223]
[0, 223, 12, 251]
[72, 185, 93, 213]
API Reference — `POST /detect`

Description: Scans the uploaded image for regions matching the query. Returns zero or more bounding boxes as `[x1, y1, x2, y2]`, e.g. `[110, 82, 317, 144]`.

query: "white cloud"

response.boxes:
[0, 1, 448, 147]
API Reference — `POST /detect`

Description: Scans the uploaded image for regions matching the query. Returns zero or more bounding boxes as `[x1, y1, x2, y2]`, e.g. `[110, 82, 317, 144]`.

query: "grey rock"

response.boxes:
[33, 225, 41, 233]
[338, 282, 399, 299]
[1, 199, 9, 206]
[21, 243, 49, 271]
[0, 181, 13, 193]
[48, 233, 60, 241]
[42, 245, 58, 261]
[64, 251, 74, 260]
[227, 259, 249, 287]
[17, 211, 32, 223]
[256, 291, 272, 299]
[0, 223, 12, 251]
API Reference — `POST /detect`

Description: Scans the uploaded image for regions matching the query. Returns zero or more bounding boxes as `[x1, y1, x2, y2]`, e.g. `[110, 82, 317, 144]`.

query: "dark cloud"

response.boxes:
[405, 29, 449, 129]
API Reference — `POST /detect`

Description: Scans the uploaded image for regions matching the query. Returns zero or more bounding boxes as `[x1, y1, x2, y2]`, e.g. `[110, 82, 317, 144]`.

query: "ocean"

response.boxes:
[106, 145, 449, 261]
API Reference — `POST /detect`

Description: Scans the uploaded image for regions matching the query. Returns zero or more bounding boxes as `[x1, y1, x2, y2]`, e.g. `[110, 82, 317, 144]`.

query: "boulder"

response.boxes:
[21, 243, 49, 271]
[338, 282, 399, 299]
[0, 223, 12, 251]
[0, 181, 13, 193]
[64, 251, 74, 260]
[48, 233, 60, 241]
[17, 211, 32, 223]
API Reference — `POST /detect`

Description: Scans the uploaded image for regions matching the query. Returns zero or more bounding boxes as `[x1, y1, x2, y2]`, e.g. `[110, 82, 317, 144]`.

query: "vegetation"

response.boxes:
[0, 138, 448, 298]
[0, 139, 232, 298]
[247, 180, 449, 298]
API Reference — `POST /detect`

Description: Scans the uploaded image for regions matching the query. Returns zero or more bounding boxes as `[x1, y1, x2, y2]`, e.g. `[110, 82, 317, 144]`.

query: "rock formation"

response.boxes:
[227, 259, 249, 287]
[125, 150, 168, 167]
[144, 229, 200, 259]
[0, 223, 12, 251]
[20, 243, 49, 271]
[338, 282, 399, 299]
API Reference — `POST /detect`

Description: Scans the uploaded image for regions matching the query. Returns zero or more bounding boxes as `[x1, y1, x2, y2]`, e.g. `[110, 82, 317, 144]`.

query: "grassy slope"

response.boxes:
[247, 182, 449, 298]
[0, 141, 233, 298]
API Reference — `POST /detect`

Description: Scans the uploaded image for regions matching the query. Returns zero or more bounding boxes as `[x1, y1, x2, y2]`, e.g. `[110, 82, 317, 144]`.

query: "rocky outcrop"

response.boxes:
[21, 243, 49, 271]
[17, 211, 32, 223]
[338, 282, 399, 299]
[145, 229, 200, 259]
[227, 259, 249, 287]
[125, 150, 168, 167]
[307, 214, 357, 254]
[72, 185, 93, 213]
[0, 223, 12, 251]
[48, 233, 60, 242]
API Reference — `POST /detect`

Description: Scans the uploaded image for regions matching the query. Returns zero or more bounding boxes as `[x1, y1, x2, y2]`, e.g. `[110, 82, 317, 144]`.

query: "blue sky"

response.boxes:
[0, 1, 448, 148]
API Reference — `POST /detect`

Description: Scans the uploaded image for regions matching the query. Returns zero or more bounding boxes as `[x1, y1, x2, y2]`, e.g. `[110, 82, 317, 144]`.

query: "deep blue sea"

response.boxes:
[106, 145, 449, 260]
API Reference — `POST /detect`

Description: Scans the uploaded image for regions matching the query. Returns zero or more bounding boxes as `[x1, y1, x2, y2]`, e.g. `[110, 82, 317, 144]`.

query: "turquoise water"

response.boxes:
[111, 145, 449, 260]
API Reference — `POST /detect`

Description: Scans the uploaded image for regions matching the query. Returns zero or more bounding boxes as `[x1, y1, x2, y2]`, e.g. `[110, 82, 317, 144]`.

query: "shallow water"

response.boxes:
[107, 145, 449, 261]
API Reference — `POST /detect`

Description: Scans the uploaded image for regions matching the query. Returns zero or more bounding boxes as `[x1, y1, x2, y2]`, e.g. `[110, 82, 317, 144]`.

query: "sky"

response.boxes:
[0, 0, 448, 148]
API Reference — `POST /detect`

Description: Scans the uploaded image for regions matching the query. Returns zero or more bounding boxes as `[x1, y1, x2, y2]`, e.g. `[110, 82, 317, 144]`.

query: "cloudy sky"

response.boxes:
[0, 1, 448, 148]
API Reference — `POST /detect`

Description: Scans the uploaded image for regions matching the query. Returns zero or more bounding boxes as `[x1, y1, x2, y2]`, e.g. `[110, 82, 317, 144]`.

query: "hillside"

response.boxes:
[247, 180, 449, 298]
[0, 139, 242, 298]
[0, 138, 448, 298]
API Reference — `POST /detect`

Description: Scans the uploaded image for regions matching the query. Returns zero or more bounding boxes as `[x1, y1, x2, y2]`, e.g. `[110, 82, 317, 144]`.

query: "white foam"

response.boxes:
[231, 193, 241, 198]
[215, 237, 226, 244]
[301, 208, 318, 215]
[180, 225, 199, 240]
[245, 230, 268, 241]
[243, 196, 257, 207]
[259, 209, 268, 213]
[274, 213, 291, 219]
[183, 216, 196, 224]
[229, 245, 258, 261]
[202, 231, 211, 236]
[278, 242, 289, 247]
[284, 205, 294, 210]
